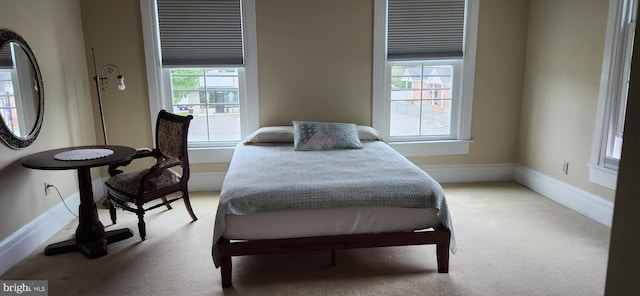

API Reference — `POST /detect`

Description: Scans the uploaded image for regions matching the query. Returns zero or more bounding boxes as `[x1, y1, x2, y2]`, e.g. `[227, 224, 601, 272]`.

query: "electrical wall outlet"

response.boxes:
[44, 182, 52, 195]
[562, 162, 569, 175]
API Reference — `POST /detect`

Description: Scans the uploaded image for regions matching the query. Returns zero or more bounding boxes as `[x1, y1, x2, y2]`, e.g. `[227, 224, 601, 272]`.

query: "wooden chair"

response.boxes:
[105, 110, 197, 240]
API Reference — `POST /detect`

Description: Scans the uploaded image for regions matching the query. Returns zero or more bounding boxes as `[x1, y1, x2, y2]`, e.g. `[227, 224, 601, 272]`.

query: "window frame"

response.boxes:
[140, 0, 259, 162]
[590, 0, 637, 190]
[372, 0, 479, 157]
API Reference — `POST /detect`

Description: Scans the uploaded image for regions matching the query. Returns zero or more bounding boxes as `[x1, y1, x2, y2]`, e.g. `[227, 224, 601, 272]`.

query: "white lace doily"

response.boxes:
[53, 148, 114, 161]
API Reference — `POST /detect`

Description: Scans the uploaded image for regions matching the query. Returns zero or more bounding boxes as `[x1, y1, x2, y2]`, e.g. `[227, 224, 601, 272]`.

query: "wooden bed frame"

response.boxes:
[217, 224, 451, 288]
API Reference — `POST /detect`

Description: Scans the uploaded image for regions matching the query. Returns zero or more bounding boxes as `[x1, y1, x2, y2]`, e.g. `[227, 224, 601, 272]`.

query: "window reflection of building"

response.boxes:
[170, 68, 240, 115]
[0, 70, 19, 134]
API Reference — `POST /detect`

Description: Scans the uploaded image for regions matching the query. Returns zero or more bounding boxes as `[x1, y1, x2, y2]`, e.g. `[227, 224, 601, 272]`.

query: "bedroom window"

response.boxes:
[373, 0, 479, 155]
[165, 68, 241, 142]
[140, 0, 259, 148]
[590, 0, 637, 190]
[390, 61, 459, 138]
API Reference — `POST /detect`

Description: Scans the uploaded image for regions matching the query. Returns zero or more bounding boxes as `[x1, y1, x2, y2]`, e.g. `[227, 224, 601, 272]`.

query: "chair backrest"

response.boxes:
[155, 110, 193, 175]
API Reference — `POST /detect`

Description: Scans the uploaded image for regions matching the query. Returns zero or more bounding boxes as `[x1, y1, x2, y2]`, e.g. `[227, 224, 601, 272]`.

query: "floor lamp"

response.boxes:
[91, 48, 125, 145]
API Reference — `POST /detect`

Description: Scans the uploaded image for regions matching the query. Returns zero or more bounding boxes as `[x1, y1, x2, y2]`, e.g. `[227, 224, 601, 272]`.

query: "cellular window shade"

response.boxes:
[157, 0, 243, 67]
[387, 0, 465, 60]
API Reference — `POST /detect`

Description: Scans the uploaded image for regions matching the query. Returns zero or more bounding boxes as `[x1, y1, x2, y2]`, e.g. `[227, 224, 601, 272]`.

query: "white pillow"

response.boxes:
[243, 126, 294, 144]
[357, 125, 386, 142]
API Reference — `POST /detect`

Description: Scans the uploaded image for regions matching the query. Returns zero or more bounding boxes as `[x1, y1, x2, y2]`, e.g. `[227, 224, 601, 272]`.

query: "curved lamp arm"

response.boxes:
[98, 64, 126, 91]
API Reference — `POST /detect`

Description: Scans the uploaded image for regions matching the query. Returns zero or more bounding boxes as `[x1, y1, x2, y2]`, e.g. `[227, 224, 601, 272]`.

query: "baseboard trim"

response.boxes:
[419, 163, 515, 183]
[514, 164, 614, 227]
[188, 171, 227, 192]
[0, 178, 109, 276]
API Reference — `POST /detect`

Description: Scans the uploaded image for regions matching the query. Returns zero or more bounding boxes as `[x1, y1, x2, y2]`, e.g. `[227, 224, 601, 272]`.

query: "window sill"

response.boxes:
[188, 140, 472, 164]
[588, 163, 618, 190]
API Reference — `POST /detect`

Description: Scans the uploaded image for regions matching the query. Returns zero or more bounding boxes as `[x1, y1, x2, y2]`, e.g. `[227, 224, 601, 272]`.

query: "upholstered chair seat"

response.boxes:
[106, 168, 180, 198]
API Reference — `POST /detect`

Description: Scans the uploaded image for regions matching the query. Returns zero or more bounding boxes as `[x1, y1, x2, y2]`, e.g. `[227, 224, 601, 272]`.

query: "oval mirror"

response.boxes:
[0, 29, 44, 149]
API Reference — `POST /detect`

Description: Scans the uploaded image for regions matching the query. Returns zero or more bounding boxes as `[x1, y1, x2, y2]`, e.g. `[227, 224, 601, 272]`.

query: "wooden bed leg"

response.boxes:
[221, 255, 233, 288]
[436, 227, 451, 273]
[330, 249, 336, 266]
[436, 242, 449, 273]
[219, 239, 233, 288]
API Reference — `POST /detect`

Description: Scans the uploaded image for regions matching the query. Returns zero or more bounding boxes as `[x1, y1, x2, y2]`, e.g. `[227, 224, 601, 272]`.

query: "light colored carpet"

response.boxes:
[1, 182, 610, 295]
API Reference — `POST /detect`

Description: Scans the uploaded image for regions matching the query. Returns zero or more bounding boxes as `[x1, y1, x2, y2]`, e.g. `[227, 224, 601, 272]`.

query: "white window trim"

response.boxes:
[372, 0, 479, 157]
[140, 0, 259, 163]
[590, 0, 633, 190]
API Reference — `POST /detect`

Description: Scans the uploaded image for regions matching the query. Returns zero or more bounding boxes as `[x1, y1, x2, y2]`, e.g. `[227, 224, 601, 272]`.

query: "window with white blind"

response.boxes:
[373, 0, 479, 155]
[140, 0, 258, 149]
[590, 0, 638, 189]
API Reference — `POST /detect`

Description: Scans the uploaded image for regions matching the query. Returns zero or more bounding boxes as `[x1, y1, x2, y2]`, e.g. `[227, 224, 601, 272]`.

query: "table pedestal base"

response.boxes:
[44, 228, 133, 258]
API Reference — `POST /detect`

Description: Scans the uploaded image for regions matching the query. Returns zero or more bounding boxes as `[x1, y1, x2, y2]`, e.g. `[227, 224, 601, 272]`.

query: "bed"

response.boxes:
[212, 123, 456, 288]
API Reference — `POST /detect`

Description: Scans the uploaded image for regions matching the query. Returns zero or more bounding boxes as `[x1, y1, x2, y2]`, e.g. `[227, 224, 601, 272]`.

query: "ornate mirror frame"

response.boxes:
[0, 29, 44, 149]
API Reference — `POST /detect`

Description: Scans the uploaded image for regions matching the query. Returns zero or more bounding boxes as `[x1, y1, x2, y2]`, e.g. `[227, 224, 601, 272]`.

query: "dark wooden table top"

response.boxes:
[21, 145, 136, 170]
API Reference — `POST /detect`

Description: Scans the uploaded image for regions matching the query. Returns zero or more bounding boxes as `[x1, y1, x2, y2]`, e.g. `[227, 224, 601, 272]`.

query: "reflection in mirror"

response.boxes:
[0, 29, 43, 149]
[0, 43, 39, 138]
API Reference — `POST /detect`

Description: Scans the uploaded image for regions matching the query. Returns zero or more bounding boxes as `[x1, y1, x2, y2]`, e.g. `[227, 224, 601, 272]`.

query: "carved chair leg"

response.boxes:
[182, 191, 198, 221]
[108, 196, 117, 225]
[160, 196, 172, 210]
[136, 205, 146, 241]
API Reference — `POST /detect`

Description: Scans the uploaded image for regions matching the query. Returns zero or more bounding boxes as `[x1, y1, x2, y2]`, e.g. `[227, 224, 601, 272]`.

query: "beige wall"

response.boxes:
[518, 0, 616, 201]
[0, 0, 96, 239]
[256, 0, 373, 126]
[80, 0, 153, 151]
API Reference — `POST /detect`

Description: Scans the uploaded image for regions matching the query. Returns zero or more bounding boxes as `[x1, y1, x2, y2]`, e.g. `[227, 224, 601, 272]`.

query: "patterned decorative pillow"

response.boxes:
[293, 121, 363, 150]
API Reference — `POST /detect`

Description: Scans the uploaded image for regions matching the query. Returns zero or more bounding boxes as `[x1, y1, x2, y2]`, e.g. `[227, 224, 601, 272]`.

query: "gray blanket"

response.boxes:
[212, 141, 456, 267]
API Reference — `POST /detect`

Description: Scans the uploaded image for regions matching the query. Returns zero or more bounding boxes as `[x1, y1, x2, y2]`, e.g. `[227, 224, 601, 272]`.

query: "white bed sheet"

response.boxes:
[223, 206, 441, 240]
